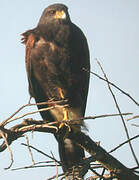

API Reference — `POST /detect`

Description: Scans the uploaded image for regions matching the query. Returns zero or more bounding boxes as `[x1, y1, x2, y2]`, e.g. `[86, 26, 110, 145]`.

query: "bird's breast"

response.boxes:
[35, 37, 56, 52]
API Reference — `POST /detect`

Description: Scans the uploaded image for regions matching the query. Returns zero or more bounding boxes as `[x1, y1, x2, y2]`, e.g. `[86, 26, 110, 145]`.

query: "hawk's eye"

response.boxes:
[49, 10, 56, 15]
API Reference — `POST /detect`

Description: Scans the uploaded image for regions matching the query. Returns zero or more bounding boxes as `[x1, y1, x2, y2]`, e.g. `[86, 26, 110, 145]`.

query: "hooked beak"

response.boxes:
[55, 10, 66, 19]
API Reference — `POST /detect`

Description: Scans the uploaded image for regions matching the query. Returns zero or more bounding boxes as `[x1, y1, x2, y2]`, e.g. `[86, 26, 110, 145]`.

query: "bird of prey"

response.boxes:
[22, 3, 90, 178]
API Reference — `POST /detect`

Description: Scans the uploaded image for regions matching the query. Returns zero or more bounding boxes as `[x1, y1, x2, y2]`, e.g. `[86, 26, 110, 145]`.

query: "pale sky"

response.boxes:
[0, 0, 139, 179]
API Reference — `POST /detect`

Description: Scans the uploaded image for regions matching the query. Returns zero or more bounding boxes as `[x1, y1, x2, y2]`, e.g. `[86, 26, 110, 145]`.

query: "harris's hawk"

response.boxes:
[22, 3, 90, 178]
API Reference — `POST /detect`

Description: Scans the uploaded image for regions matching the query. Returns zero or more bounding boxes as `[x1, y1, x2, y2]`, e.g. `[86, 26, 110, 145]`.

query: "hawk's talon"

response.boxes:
[58, 122, 71, 139]
[59, 122, 71, 132]
[59, 122, 65, 129]
[65, 123, 71, 132]
[58, 107, 70, 130]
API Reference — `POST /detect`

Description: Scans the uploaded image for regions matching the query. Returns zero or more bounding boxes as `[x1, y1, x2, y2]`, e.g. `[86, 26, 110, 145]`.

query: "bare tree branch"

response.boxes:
[131, 124, 139, 127]
[47, 173, 64, 180]
[24, 135, 35, 165]
[0, 83, 138, 179]
[96, 60, 139, 167]
[1, 100, 67, 126]
[0, 112, 132, 153]
[83, 67, 139, 106]
[87, 174, 117, 180]
[69, 131, 139, 180]
[109, 134, 139, 153]
[126, 115, 139, 121]
[7, 104, 68, 125]
[51, 151, 59, 180]
[0, 117, 138, 179]
[21, 143, 61, 166]
[0, 119, 57, 152]
[0, 130, 14, 169]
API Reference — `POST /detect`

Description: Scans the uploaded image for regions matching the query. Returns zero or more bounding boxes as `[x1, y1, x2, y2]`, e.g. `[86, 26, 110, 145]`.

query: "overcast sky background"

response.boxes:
[0, 0, 139, 179]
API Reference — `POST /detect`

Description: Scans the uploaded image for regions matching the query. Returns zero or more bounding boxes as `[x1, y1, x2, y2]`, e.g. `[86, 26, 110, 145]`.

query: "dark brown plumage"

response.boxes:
[22, 3, 90, 178]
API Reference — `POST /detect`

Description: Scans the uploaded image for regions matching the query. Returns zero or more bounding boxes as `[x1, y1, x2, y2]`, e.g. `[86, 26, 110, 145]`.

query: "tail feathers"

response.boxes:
[56, 136, 85, 179]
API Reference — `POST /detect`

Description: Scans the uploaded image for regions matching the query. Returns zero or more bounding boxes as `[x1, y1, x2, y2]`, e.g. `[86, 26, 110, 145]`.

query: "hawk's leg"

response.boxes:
[58, 88, 71, 137]
[59, 107, 71, 138]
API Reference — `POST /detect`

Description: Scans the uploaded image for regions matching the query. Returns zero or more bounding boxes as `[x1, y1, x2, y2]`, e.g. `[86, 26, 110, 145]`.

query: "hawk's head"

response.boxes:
[38, 4, 71, 25]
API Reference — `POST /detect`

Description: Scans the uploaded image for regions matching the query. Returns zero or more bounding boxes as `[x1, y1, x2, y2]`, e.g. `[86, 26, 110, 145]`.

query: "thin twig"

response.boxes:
[1, 100, 67, 126]
[47, 173, 64, 180]
[100, 168, 106, 180]
[51, 151, 58, 180]
[43, 113, 132, 126]
[83, 68, 139, 106]
[126, 115, 139, 121]
[109, 134, 139, 153]
[130, 166, 139, 174]
[89, 167, 106, 179]
[21, 143, 61, 166]
[33, 160, 58, 165]
[131, 166, 139, 170]
[1, 103, 31, 126]
[7, 104, 68, 124]
[87, 174, 117, 180]
[11, 160, 61, 171]
[131, 124, 139, 127]
[133, 170, 139, 174]
[0, 113, 132, 153]
[90, 165, 103, 169]
[24, 135, 35, 165]
[0, 130, 14, 169]
[97, 60, 139, 167]
[12, 164, 61, 171]
[81, 113, 132, 121]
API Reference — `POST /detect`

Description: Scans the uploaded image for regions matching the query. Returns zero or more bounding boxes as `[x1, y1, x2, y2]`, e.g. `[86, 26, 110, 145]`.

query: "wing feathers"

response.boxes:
[22, 32, 36, 97]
